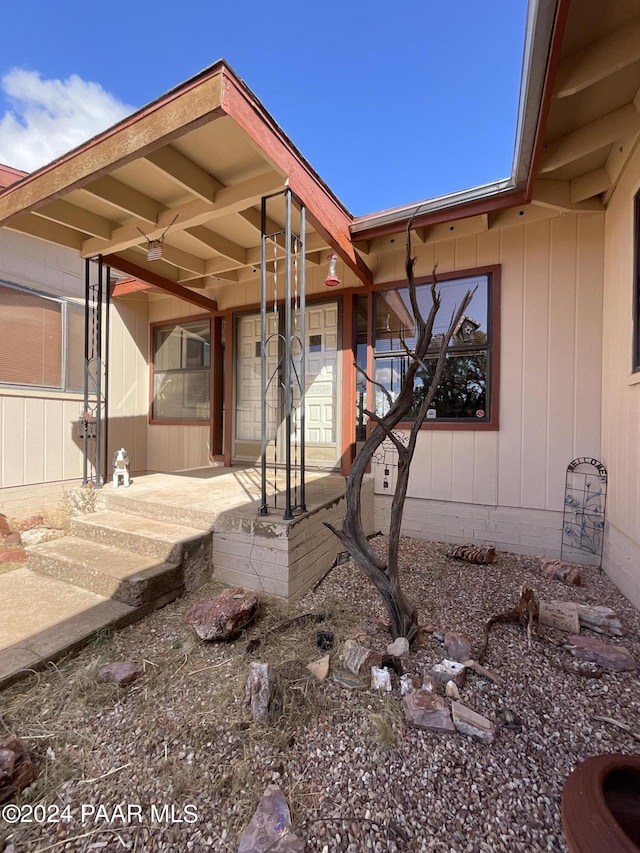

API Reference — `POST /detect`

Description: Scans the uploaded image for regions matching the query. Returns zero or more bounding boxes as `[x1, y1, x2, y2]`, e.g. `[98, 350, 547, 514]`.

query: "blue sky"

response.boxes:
[0, 0, 528, 216]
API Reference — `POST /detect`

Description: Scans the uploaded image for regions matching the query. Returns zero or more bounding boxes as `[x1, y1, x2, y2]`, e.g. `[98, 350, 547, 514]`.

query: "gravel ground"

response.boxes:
[1, 537, 639, 853]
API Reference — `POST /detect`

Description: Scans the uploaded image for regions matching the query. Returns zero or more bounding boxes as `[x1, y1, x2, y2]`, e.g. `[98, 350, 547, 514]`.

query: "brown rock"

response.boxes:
[3, 531, 21, 547]
[0, 735, 37, 803]
[245, 662, 271, 722]
[238, 784, 304, 852]
[452, 702, 496, 744]
[96, 661, 144, 686]
[574, 604, 623, 636]
[0, 548, 27, 564]
[444, 631, 472, 662]
[340, 639, 380, 676]
[306, 655, 330, 681]
[565, 635, 636, 671]
[538, 600, 580, 633]
[185, 587, 258, 640]
[402, 690, 454, 732]
[0, 514, 11, 536]
[540, 558, 582, 586]
[19, 514, 44, 532]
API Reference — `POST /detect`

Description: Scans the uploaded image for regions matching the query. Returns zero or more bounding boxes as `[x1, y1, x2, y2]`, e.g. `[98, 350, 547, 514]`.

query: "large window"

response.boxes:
[0, 281, 84, 391]
[152, 318, 211, 421]
[373, 268, 498, 427]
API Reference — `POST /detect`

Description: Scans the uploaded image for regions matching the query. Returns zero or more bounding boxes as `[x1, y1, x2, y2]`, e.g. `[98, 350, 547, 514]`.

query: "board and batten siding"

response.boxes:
[601, 142, 640, 607]
[372, 209, 604, 556]
[145, 295, 210, 472]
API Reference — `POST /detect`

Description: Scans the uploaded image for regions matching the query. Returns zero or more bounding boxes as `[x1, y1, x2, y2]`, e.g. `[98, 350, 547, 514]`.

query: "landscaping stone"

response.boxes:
[245, 662, 271, 722]
[370, 666, 392, 692]
[96, 661, 144, 686]
[565, 636, 636, 671]
[306, 655, 330, 681]
[0, 548, 27, 564]
[0, 735, 37, 803]
[0, 514, 11, 537]
[461, 659, 501, 685]
[185, 588, 258, 641]
[238, 784, 304, 852]
[400, 674, 415, 695]
[402, 691, 454, 732]
[19, 515, 44, 532]
[574, 604, 623, 636]
[540, 558, 582, 586]
[3, 532, 21, 547]
[386, 637, 410, 657]
[332, 666, 365, 690]
[20, 527, 63, 546]
[538, 600, 580, 633]
[444, 631, 472, 662]
[340, 639, 380, 676]
[452, 702, 496, 744]
[432, 659, 467, 688]
[445, 680, 460, 700]
[421, 675, 436, 692]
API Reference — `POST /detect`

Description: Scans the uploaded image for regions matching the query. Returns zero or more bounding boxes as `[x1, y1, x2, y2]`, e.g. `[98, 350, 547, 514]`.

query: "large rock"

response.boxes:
[340, 639, 380, 676]
[238, 784, 304, 852]
[0, 514, 12, 537]
[386, 637, 410, 657]
[306, 655, 330, 681]
[97, 661, 144, 686]
[402, 691, 454, 732]
[245, 662, 271, 722]
[19, 514, 44, 532]
[452, 702, 496, 744]
[574, 604, 623, 636]
[444, 631, 472, 662]
[0, 736, 37, 803]
[185, 588, 258, 640]
[432, 659, 467, 688]
[540, 558, 582, 586]
[565, 636, 636, 671]
[0, 548, 27, 564]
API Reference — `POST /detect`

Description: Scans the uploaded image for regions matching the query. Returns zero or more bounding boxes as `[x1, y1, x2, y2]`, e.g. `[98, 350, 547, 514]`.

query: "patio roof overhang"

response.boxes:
[0, 61, 373, 304]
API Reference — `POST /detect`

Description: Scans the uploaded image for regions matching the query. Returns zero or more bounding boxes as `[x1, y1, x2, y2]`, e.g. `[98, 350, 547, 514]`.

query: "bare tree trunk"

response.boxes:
[326, 216, 475, 643]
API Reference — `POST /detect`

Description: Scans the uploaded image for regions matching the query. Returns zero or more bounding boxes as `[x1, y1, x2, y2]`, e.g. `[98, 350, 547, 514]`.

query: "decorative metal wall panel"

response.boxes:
[561, 456, 607, 569]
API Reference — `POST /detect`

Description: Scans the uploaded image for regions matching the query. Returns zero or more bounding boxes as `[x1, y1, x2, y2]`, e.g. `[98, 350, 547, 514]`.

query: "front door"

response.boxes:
[234, 300, 340, 468]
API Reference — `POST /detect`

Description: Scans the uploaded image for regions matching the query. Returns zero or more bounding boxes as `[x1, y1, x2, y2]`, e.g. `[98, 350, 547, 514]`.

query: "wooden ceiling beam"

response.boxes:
[603, 130, 640, 205]
[238, 206, 282, 237]
[81, 176, 166, 224]
[131, 242, 206, 276]
[7, 215, 83, 249]
[555, 17, 640, 98]
[33, 199, 116, 240]
[144, 145, 224, 203]
[532, 179, 604, 211]
[570, 168, 611, 203]
[185, 225, 247, 265]
[111, 279, 153, 297]
[81, 171, 284, 258]
[540, 104, 640, 174]
[104, 254, 219, 312]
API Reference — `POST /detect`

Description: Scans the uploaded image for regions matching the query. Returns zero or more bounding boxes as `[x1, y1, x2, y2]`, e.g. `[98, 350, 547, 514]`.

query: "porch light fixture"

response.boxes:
[324, 253, 340, 287]
[136, 214, 178, 262]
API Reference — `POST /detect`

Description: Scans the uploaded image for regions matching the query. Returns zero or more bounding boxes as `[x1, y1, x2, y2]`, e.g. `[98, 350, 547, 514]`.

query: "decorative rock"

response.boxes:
[20, 527, 63, 546]
[400, 674, 415, 696]
[0, 514, 11, 537]
[444, 631, 472, 662]
[332, 666, 365, 690]
[245, 662, 271, 722]
[565, 636, 636, 671]
[19, 514, 44, 532]
[237, 784, 304, 852]
[574, 604, 623, 636]
[0, 549, 27, 564]
[0, 735, 37, 803]
[540, 558, 582, 586]
[445, 680, 460, 700]
[402, 691, 454, 732]
[370, 666, 392, 692]
[449, 543, 496, 564]
[421, 675, 436, 692]
[97, 661, 144, 686]
[185, 587, 258, 640]
[3, 532, 21, 547]
[306, 655, 330, 681]
[340, 639, 380, 676]
[538, 600, 580, 633]
[432, 659, 467, 688]
[386, 637, 410, 657]
[452, 701, 496, 744]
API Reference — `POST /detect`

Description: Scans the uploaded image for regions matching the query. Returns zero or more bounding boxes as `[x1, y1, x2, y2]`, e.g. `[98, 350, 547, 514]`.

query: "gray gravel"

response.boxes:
[1, 536, 639, 852]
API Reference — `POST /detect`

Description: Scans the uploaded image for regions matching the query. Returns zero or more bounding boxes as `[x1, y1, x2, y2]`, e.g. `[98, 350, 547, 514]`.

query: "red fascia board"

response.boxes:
[222, 74, 373, 288]
[0, 164, 28, 190]
[111, 279, 153, 297]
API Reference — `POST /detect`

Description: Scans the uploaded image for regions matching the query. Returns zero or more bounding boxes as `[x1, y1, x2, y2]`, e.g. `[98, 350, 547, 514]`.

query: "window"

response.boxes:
[633, 191, 640, 372]
[152, 318, 211, 421]
[0, 281, 84, 391]
[373, 268, 499, 427]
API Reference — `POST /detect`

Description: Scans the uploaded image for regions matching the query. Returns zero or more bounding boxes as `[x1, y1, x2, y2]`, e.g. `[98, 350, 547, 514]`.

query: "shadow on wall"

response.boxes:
[69, 415, 149, 480]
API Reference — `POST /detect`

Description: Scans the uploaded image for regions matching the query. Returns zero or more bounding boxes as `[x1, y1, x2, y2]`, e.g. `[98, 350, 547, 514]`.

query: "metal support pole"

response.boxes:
[103, 265, 110, 486]
[283, 190, 293, 520]
[82, 258, 90, 485]
[259, 197, 268, 515]
[95, 256, 103, 487]
[298, 205, 307, 512]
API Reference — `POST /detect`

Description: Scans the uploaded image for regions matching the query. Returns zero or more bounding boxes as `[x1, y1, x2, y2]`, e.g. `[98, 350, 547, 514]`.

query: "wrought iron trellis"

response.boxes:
[80, 256, 110, 487]
[259, 188, 306, 520]
[372, 429, 410, 493]
[561, 456, 607, 569]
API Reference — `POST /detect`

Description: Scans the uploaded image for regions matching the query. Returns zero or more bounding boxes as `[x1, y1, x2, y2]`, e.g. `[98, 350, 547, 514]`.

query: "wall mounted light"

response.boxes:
[324, 253, 340, 287]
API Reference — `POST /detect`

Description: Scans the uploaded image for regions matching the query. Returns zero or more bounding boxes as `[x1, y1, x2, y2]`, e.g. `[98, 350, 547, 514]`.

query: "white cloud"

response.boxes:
[0, 69, 133, 172]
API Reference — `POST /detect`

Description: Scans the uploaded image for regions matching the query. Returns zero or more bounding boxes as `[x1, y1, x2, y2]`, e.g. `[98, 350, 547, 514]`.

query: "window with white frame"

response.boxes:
[0, 281, 85, 391]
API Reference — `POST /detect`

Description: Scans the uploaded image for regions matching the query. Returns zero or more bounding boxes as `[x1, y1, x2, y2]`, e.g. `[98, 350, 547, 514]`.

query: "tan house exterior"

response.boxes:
[1, 0, 639, 607]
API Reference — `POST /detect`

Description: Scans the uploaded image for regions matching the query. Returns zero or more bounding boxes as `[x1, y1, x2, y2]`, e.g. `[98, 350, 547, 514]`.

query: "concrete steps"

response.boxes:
[104, 490, 214, 531]
[28, 509, 212, 608]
